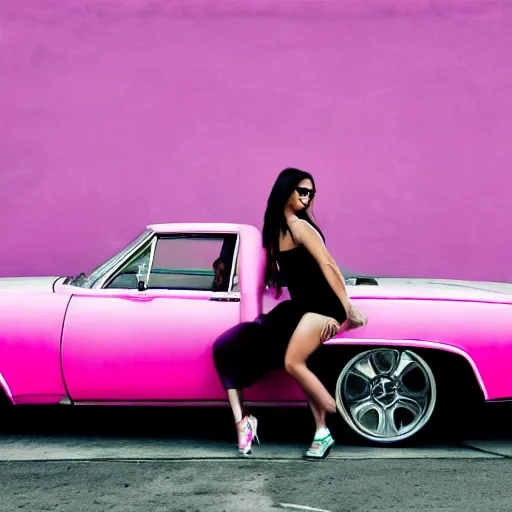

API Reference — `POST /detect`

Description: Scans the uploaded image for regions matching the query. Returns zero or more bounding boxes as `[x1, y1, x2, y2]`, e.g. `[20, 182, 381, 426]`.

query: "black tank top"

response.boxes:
[276, 244, 347, 324]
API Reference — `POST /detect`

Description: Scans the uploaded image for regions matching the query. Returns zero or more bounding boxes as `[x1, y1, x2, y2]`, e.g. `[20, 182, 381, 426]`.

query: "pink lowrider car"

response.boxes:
[1, 222, 512, 444]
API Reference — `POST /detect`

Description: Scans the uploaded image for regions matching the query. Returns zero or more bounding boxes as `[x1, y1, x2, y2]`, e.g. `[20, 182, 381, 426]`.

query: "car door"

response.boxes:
[61, 232, 240, 402]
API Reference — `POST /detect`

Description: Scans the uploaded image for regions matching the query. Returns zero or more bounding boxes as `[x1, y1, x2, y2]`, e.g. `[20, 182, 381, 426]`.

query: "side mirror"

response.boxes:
[136, 263, 148, 291]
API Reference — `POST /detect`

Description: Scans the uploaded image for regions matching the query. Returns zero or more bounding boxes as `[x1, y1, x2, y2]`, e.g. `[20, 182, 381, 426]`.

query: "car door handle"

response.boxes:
[210, 295, 240, 302]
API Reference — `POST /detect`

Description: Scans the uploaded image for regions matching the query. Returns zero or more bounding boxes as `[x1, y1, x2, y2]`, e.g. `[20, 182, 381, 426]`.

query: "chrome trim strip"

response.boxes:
[74, 400, 307, 407]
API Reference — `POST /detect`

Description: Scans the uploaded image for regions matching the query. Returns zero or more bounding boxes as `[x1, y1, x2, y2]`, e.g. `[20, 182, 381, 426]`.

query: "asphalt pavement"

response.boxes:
[0, 405, 511, 512]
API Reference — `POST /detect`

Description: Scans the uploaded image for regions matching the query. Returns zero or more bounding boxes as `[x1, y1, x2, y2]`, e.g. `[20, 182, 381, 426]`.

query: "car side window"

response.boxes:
[105, 233, 238, 292]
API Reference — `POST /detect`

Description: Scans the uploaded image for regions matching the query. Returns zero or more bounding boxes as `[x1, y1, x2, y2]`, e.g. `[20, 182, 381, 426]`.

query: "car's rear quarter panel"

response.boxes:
[0, 290, 71, 403]
[325, 296, 512, 401]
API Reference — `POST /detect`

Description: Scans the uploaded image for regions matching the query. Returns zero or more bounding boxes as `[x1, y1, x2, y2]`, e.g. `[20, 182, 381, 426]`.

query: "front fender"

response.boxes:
[0, 289, 72, 404]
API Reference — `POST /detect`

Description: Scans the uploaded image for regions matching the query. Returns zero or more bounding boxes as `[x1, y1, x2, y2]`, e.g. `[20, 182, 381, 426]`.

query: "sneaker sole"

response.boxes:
[303, 438, 335, 460]
[250, 416, 260, 445]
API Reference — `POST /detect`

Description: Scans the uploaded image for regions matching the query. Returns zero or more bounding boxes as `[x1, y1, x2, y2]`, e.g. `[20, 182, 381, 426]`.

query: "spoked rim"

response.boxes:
[335, 348, 437, 443]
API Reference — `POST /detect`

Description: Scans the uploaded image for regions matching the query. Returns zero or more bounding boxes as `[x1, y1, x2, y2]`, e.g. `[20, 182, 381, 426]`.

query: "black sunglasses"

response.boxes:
[295, 186, 316, 199]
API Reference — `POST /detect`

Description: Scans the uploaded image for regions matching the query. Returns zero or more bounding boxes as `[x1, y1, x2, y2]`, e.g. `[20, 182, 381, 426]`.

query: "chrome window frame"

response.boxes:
[226, 233, 240, 293]
[91, 231, 240, 293]
[145, 236, 158, 286]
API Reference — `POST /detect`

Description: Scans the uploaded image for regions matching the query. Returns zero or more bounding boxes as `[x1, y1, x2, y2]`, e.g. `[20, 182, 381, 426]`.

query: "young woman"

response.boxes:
[212, 168, 366, 458]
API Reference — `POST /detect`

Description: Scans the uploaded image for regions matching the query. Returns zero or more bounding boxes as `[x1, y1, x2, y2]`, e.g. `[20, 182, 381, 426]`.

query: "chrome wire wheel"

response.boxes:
[335, 348, 437, 443]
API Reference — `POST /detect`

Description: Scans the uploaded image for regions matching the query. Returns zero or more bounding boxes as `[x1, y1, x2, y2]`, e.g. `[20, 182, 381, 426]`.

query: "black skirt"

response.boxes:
[212, 300, 306, 390]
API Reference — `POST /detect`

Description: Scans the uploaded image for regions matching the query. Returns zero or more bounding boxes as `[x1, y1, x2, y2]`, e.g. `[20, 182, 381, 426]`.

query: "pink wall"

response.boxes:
[1, 0, 512, 281]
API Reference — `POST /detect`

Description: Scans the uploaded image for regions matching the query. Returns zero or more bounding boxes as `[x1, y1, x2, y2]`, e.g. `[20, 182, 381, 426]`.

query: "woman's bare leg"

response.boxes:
[227, 389, 243, 423]
[309, 399, 326, 431]
[227, 388, 254, 455]
[284, 313, 338, 413]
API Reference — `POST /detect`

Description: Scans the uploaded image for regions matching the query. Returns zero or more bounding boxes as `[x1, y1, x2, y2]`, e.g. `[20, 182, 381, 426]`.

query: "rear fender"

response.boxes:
[324, 337, 488, 400]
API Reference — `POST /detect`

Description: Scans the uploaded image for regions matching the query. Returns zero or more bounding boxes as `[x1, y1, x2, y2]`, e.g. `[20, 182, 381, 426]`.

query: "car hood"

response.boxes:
[349, 277, 512, 304]
[0, 276, 67, 291]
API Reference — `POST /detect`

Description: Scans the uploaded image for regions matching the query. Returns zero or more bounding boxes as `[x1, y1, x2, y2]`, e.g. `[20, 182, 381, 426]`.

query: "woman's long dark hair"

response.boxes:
[262, 168, 325, 297]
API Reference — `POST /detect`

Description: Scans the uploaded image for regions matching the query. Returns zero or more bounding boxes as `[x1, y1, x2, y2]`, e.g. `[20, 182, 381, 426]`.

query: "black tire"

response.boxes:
[0, 390, 13, 434]
[418, 349, 485, 443]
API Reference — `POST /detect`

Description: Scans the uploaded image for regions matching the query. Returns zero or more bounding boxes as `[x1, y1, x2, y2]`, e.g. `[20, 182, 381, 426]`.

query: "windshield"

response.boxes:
[70, 230, 154, 288]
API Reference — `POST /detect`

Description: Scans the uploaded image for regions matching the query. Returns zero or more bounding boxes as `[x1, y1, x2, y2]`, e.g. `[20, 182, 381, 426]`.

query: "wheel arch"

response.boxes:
[309, 340, 486, 444]
[320, 338, 487, 402]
